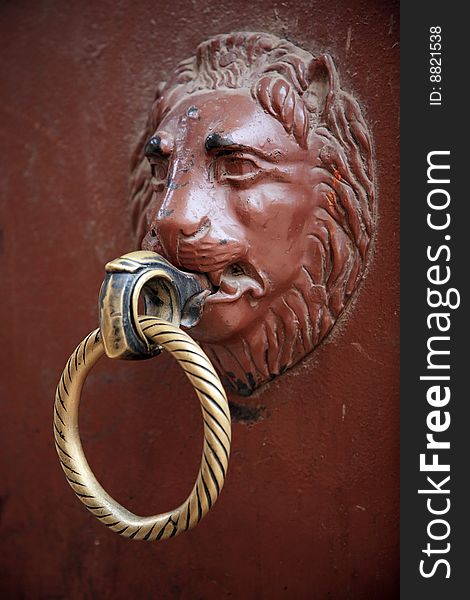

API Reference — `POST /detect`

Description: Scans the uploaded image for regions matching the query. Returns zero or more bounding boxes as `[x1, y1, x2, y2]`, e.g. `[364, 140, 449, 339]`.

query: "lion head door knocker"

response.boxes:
[54, 32, 376, 540]
[131, 31, 376, 396]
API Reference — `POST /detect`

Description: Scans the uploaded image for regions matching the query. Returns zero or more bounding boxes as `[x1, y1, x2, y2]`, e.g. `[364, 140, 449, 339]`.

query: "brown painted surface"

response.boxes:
[0, 1, 399, 598]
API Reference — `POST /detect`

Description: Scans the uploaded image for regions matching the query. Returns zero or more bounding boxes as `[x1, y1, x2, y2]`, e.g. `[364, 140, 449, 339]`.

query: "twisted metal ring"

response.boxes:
[53, 316, 231, 541]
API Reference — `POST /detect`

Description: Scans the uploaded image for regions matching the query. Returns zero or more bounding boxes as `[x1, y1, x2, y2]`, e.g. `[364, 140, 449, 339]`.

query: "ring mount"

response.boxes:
[54, 316, 231, 541]
[99, 251, 210, 360]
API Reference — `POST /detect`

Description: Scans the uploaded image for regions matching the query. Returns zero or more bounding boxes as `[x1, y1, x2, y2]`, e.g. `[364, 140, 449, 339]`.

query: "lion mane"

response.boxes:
[129, 32, 376, 396]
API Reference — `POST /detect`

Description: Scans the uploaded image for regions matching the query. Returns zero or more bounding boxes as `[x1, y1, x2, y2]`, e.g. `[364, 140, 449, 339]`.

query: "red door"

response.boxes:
[0, 1, 399, 597]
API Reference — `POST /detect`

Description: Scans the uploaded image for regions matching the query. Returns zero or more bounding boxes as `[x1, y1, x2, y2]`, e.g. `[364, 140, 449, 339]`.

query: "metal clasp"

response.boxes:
[98, 250, 210, 359]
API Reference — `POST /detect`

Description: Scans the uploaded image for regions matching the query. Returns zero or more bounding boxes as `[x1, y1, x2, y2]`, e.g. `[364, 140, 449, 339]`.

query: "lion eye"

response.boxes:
[215, 156, 261, 184]
[148, 158, 169, 190]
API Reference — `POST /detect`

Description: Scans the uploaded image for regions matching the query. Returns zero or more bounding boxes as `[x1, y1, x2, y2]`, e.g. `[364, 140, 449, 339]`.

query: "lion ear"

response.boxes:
[302, 54, 339, 123]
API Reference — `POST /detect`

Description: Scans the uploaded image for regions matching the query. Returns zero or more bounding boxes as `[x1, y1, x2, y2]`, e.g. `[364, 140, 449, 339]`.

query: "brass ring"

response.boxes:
[53, 316, 231, 541]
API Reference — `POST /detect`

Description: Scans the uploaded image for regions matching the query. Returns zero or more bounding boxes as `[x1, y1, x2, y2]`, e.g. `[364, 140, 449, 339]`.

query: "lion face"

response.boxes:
[141, 89, 325, 345]
[132, 32, 375, 395]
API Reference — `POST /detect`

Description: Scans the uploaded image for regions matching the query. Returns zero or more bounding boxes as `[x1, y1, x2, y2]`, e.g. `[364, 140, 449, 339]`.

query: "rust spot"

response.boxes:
[229, 400, 267, 423]
[333, 168, 342, 181]
[326, 191, 336, 208]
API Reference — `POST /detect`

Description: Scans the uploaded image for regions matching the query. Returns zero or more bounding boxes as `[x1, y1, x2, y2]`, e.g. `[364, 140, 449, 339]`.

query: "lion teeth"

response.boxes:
[207, 268, 224, 288]
[204, 261, 266, 300]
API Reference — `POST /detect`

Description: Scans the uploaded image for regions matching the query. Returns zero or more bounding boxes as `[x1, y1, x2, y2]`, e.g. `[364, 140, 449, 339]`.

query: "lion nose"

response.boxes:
[178, 215, 210, 239]
[154, 205, 211, 241]
[142, 190, 212, 265]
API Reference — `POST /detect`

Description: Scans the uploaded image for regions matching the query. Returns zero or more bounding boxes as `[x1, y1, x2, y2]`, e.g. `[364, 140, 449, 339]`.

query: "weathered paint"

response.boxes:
[0, 0, 399, 597]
